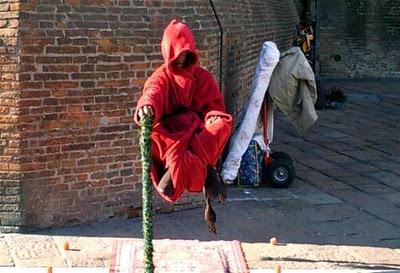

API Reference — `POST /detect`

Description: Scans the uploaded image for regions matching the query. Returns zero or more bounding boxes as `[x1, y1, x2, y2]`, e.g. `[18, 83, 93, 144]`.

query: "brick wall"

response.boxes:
[0, 0, 22, 233]
[1, 0, 299, 231]
[16, 0, 220, 230]
[294, 0, 306, 20]
[212, 0, 299, 120]
[317, 0, 400, 78]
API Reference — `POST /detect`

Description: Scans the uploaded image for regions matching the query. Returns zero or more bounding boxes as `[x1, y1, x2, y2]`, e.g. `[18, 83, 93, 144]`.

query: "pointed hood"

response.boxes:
[161, 19, 198, 70]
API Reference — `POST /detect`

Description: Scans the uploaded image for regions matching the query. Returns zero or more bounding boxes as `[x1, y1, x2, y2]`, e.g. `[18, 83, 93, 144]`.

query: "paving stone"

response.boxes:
[297, 193, 343, 205]
[353, 183, 398, 195]
[387, 155, 400, 164]
[375, 239, 400, 248]
[218, 202, 298, 243]
[369, 143, 400, 155]
[5, 235, 65, 267]
[372, 159, 400, 175]
[307, 221, 345, 237]
[306, 177, 354, 191]
[377, 192, 400, 206]
[295, 166, 331, 182]
[286, 204, 372, 224]
[250, 187, 295, 200]
[341, 150, 387, 161]
[0, 238, 14, 266]
[242, 243, 362, 270]
[270, 198, 314, 211]
[226, 187, 258, 199]
[339, 219, 400, 242]
[342, 163, 381, 173]
[52, 236, 111, 267]
[320, 131, 352, 139]
[363, 171, 400, 189]
[331, 189, 399, 215]
[284, 183, 322, 195]
[318, 168, 356, 178]
[238, 203, 315, 244]
[299, 159, 340, 170]
[338, 175, 382, 186]
[379, 213, 400, 227]
[226, 187, 293, 201]
[324, 154, 359, 165]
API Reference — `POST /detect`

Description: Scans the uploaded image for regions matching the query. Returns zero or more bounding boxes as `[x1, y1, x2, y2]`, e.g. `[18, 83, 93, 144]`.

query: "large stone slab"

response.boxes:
[52, 236, 111, 267]
[0, 237, 14, 266]
[5, 235, 65, 267]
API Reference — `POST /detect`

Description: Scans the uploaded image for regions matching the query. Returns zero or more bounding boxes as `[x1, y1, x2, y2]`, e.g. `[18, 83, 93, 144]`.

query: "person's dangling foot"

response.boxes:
[158, 169, 174, 197]
[204, 165, 226, 204]
[204, 197, 216, 234]
[203, 165, 227, 234]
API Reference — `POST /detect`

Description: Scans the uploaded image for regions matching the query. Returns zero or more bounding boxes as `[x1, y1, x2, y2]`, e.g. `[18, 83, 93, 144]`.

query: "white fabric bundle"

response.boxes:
[221, 41, 280, 183]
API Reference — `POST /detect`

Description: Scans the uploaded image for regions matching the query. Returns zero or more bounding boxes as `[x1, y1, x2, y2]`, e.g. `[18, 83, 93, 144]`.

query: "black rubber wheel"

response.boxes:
[270, 151, 292, 162]
[264, 158, 295, 188]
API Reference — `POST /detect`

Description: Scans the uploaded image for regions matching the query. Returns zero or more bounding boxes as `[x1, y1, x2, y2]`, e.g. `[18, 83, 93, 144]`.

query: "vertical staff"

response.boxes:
[140, 115, 154, 273]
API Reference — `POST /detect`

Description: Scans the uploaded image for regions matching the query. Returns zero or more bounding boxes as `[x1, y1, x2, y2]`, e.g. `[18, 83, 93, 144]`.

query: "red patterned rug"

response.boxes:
[110, 239, 249, 273]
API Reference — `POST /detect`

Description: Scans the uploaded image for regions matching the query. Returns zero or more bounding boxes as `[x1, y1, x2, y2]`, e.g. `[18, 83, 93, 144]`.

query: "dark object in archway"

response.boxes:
[316, 86, 346, 110]
[325, 86, 346, 109]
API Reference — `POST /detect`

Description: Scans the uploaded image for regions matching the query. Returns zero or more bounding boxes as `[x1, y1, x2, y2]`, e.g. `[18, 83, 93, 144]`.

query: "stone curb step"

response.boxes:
[250, 269, 400, 273]
[1, 268, 399, 273]
[0, 268, 107, 273]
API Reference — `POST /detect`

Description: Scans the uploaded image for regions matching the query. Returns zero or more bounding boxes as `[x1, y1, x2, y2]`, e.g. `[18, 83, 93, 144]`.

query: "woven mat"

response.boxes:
[110, 239, 249, 273]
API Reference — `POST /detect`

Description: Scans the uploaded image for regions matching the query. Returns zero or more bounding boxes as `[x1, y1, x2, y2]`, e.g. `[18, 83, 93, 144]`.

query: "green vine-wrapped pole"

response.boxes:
[140, 115, 154, 273]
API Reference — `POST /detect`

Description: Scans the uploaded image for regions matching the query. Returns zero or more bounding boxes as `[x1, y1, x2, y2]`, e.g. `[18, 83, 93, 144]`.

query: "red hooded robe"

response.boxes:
[135, 19, 232, 203]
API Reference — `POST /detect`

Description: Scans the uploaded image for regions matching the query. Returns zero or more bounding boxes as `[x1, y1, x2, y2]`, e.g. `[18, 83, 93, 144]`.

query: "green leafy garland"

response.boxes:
[140, 116, 154, 273]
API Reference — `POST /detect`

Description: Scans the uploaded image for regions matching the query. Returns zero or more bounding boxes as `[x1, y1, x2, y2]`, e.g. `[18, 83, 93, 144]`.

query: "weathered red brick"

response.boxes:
[10, 3, 20, 11]
[62, 143, 95, 152]
[43, 65, 79, 72]
[36, 56, 73, 64]
[20, 38, 54, 46]
[46, 46, 80, 54]
[0, 3, 10, 13]
[44, 81, 79, 89]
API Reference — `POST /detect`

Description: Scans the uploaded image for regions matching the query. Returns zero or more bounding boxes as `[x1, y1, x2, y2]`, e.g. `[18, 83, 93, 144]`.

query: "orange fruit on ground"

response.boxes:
[270, 237, 278, 245]
[63, 241, 70, 250]
[275, 263, 282, 273]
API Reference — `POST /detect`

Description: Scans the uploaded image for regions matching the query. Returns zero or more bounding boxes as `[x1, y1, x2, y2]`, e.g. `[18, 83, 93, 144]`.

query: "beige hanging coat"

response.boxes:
[268, 47, 318, 135]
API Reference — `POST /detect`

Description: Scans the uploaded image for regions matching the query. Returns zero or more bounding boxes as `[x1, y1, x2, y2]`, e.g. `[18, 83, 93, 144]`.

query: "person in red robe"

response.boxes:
[135, 19, 233, 233]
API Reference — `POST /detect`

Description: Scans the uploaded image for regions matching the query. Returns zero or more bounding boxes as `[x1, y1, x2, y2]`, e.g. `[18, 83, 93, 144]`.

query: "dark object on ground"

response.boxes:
[325, 86, 346, 109]
[263, 152, 295, 188]
[316, 85, 346, 110]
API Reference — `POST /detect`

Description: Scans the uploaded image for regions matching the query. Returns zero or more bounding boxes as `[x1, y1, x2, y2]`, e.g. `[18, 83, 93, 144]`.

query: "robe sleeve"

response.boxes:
[196, 71, 227, 120]
[134, 74, 167, 125]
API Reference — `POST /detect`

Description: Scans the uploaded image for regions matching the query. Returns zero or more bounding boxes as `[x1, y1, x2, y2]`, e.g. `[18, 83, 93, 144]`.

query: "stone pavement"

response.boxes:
[1, 79, 400, 272]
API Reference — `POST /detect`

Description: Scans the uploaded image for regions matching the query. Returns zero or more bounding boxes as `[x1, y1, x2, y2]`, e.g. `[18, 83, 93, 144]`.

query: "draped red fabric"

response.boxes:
[134, 19, 232, 203]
